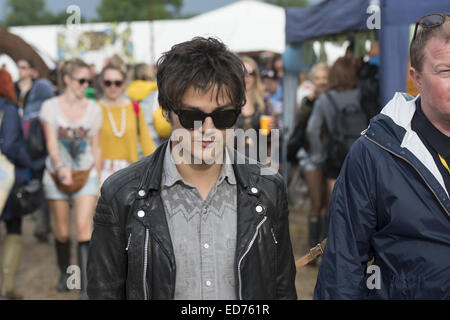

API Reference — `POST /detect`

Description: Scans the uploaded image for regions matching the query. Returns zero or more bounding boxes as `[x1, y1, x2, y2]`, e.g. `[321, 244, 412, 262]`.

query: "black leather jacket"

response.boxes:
[87, 142, 297, 300]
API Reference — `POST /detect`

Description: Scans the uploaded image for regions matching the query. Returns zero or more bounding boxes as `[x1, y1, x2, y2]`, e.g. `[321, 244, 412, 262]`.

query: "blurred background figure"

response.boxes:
[98, 59, 156, 185]
[306, 57, 368, 240]
[294, 63, 329, 253]
[0, 68, 33, 299]
[39, 58, 102, 299]
[235, 56, 265, 160]
[296, 72, 314, 107]
[14, 58, 55, 243]
[126, 63, 171, 148]
[271, 53, 284, 79]
[261, 67, 283, 170]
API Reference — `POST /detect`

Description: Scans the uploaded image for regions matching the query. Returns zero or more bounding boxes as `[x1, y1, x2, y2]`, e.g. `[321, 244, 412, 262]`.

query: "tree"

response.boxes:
[3, 0, 86, 26]
[264, 0, 308, 7]
[96, 0, 183, 22]
[4, 0, 47, 26]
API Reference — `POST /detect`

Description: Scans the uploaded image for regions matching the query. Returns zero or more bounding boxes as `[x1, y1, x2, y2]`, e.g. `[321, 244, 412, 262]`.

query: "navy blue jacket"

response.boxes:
[314, 93, 450, 299]
[0, 98, 33, 221]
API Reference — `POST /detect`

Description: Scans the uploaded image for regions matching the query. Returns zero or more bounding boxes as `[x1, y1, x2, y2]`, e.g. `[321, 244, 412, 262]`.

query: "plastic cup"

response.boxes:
[260, 115, 273, 135]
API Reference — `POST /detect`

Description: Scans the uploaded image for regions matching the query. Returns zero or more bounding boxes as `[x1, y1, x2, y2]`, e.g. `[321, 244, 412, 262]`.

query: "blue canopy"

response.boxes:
[285, 0, 450, 105]
[286, 0, 370, 44]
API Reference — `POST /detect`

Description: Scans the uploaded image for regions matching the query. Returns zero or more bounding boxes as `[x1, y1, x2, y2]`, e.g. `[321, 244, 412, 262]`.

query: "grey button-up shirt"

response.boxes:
[160, 145, 237, 300]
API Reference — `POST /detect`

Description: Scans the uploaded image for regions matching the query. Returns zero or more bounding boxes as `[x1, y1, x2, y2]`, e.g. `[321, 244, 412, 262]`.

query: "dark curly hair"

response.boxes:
[156, 37, 246, 113]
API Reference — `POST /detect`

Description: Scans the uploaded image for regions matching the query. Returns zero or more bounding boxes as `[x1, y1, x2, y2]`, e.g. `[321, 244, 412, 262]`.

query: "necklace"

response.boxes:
[105, 105, 126, 138]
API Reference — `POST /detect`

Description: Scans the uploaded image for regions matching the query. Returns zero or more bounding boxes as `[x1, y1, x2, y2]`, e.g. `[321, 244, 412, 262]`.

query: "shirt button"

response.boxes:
[202, 208, 207, 215]
[138, 190, 146, 197]
[137, 210, 145, 218]
[206, 281, 212, 287]
[255, 205, 263, 213]
[251, 187, 258, 194]
[203, 243, 209, 249]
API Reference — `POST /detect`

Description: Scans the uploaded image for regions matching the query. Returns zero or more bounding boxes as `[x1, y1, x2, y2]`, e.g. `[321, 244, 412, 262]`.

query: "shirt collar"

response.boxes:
[413, 98, 450, 159]
[162, 142, 237, 188]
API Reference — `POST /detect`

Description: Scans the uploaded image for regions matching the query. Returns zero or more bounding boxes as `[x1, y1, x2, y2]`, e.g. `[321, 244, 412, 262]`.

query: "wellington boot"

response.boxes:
[0, 235, 23, 299]
[55, 239, 71, 292]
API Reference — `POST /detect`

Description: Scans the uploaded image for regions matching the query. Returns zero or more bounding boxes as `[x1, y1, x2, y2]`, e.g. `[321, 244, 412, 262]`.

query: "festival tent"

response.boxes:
[0, 0, 285, 80]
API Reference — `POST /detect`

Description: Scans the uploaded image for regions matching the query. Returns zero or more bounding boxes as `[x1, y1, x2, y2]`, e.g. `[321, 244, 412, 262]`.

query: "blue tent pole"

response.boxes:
[281, 72, 299, 185]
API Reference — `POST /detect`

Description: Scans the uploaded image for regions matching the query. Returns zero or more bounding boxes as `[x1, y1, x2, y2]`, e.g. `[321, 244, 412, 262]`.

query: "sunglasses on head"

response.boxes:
[412, 13, 450, 42]
[73, 77, 92, 86]
[168, 104, 241, 130]
[104, 80, 124, 87]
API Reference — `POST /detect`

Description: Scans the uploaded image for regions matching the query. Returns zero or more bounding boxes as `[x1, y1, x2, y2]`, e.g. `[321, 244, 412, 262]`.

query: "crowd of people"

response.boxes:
[0, 48, 285, 299]
[0, 12, 449, 300]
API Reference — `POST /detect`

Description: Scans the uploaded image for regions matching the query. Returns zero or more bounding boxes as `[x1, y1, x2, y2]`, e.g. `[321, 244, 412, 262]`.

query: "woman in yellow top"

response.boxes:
[98, 62, 155, 185]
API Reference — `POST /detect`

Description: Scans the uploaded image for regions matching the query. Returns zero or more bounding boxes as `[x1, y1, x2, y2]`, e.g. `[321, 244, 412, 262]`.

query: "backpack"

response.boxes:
[286, 122, 307, 163]
[358, 62, 380, 120]
[324, 92, 368, 169]
[286, 97, 314, 163]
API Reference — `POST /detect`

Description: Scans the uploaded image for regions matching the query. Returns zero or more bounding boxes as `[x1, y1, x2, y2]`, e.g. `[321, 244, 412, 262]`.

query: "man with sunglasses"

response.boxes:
[314, 14, 450, 299]
[87, 37, 297, 300]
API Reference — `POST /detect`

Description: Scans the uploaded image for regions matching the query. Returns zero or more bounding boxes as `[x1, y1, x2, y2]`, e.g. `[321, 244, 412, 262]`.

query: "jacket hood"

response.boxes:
[367, 92, 447, 196]
[126, 80, 158, 101]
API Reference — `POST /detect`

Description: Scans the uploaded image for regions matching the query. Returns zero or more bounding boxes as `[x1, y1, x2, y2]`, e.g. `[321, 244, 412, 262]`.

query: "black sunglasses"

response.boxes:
[168, 105, 241, 130]
[72, 77, 92, 86]
[104, 80, 124, 87]
[412, 13, 450, 42]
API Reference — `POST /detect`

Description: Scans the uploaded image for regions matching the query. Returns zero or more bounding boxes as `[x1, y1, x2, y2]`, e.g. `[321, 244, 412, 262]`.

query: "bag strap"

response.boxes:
[324, 92, 341, 136]
[131, 100, 141, 137]
[295, 238, 327, 270]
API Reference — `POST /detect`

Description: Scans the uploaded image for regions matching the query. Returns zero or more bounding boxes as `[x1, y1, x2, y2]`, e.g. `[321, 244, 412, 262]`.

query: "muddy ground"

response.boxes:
[0, 197, 319, 300]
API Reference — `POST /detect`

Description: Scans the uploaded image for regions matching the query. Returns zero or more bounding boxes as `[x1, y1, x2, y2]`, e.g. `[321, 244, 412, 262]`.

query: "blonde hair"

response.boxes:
[134, 63, 154, 81]
[241, 56, 265, 113]
[100, 55, 128, 82]
[309, 62, 329, 80]
[58, 58, 89, 87]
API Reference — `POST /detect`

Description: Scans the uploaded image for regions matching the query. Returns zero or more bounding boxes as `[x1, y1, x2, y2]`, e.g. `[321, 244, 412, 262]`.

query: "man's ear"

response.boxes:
[409, 66, 422, 93]
[162, 109, 171, 123]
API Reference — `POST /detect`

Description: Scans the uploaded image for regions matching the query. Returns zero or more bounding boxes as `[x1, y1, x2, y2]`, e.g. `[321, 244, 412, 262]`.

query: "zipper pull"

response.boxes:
[125, 233, 132, 251]
[271, 228, 278, 245]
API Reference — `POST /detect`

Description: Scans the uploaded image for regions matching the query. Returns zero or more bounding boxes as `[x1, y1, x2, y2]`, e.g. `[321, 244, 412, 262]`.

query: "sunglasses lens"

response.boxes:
[104, 80, 123, 87]
[179, 110, 204, 129]
[212, 110, 239, 129]
[420, 14, 445, 27]
[175, 107, 240, 130]
[78, 79, 91, 85]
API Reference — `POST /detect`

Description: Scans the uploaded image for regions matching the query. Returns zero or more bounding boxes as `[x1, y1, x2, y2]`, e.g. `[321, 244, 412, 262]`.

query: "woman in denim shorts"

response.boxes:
[40, 58, 102, 299]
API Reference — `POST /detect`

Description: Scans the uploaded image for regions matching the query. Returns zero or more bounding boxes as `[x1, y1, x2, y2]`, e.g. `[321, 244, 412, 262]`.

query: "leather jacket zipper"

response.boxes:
[143, 228, 150, 300]
[237, 216, 267, 300]
[125, 233, 132, 251]
[365, 135, 450, 218]
[271, 227, 278, 245]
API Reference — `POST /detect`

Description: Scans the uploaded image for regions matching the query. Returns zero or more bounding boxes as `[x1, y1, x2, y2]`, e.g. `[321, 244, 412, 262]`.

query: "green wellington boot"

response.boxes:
[0, 234, 24, 299]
